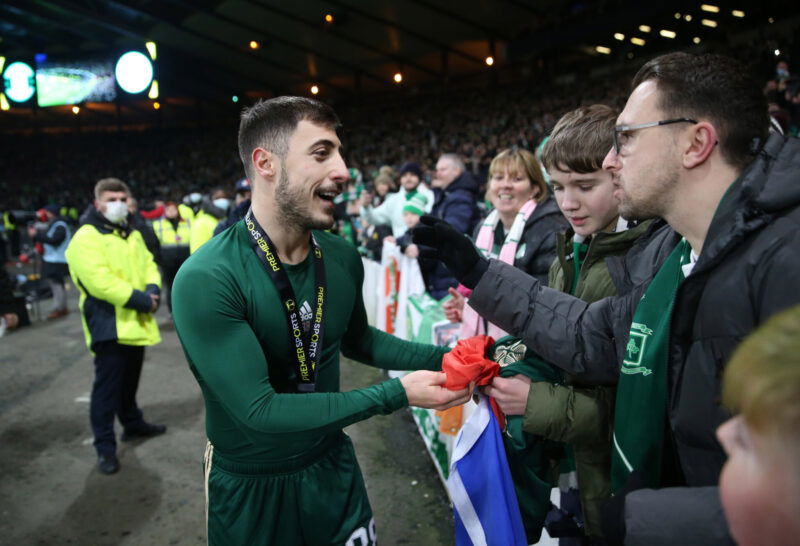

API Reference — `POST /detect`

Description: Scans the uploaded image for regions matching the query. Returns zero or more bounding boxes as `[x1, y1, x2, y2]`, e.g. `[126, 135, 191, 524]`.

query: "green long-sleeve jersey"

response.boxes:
[172, 221, 447, 462]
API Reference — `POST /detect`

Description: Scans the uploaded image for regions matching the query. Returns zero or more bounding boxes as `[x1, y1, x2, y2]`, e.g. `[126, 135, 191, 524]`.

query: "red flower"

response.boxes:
[442, 335, 498, 390]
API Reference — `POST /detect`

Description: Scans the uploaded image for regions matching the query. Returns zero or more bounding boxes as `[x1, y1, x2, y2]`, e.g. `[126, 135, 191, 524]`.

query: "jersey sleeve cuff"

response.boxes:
[384, 377, 409, 409]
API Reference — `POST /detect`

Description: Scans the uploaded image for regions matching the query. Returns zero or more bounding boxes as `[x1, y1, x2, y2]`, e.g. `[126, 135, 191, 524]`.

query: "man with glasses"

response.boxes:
[414, 52, 800, 544]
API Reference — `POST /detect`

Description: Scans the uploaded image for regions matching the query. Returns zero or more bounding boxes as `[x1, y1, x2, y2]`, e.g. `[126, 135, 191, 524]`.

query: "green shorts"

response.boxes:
[204, 432, 376, 546]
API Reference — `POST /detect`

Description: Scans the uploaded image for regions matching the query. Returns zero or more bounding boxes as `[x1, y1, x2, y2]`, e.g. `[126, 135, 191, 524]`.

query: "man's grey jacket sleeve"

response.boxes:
[468, 259, 640, 384]
[624, 487, 733, 545]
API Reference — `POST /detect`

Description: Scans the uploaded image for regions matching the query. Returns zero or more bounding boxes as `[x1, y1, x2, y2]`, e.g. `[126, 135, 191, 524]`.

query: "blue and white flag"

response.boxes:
[448, 395, 527, 546]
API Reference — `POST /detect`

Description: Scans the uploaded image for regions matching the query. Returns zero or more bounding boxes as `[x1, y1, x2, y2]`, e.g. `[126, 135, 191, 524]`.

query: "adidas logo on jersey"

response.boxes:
[299, 301, 313, 323]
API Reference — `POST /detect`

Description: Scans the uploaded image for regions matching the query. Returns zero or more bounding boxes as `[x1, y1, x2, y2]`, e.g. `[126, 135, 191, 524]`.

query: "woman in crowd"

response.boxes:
[443, 147, 567, 337]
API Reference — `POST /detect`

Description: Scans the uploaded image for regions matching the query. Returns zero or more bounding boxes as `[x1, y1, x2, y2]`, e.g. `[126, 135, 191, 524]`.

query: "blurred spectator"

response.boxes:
[28, 204, 72, 319]
[127, 196, 160, 261]
[215, 178, 252, 236]
[395, 192, 430, 259]
[0, 266, 29, 334]
[190, 187, 229, 254]
[359, 162, 434, 238]
[152, 202, 191, 315]
[425, 153, 482, 299]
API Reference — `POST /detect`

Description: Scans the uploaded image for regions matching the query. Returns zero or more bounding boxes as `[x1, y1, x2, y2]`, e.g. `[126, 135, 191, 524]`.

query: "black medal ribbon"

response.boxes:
[244, 208, 326, 393]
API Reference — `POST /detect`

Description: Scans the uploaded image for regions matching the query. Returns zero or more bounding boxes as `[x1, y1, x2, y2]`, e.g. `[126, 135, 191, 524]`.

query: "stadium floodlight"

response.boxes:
[732, 10, 745, 18]
[0, 94, 9, 111]
[0, 57, 5, 74]
[485, 56, 494, 66]
[72, 105, 80, 114]
[595, 46, 611, 55]
[614, 33, 625, 41]
[232, 95, 239, 103]
[639, 25, 651, 33]
[685, 14, 693, 21]
[660, 30, 677, 38]
[146, 42, 157, 60]
[701, 5, 720, 13]
[310, 85, 319, 95]
[148, 80, 159, 99]
[701, 19, 718, 27]
[3, 61, 36, 103]
[393, 72, 403, 83]
[694, 37, 702, 44]
[115, 51, 154, 94]
[631, 37, 646, 46]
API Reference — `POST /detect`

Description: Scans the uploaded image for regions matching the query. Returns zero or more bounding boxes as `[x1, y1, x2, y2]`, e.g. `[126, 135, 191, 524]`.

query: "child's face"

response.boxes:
[717, 415, 800, 545]
[550, 167, 620, 237]
[403, 211, 420, 230]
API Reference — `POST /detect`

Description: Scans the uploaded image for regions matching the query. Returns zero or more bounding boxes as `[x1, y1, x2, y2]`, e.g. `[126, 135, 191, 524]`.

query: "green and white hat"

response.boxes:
[403, 193, 428, 216]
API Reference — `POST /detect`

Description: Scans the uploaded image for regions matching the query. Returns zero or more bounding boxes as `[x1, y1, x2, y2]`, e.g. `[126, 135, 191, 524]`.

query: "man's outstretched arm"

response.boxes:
[470, 259, 632, 384]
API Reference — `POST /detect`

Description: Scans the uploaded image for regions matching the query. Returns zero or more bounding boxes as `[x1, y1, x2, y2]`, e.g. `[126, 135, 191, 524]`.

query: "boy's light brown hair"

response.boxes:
[94, 177, 131, 200]
[541, 104, 618, 174]
[723, 304, 800, 449]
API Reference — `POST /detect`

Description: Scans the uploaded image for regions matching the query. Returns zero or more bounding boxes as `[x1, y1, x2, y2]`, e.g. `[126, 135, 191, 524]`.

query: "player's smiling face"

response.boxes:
[277, 120, 349, 231]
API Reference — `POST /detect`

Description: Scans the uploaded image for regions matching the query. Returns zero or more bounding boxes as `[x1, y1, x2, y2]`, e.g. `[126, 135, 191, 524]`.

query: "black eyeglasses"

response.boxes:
[613, 118, 698, 155]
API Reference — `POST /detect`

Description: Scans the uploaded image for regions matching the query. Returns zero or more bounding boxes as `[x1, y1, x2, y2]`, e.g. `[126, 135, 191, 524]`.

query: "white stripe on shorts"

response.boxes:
[203, 441, 214, 545]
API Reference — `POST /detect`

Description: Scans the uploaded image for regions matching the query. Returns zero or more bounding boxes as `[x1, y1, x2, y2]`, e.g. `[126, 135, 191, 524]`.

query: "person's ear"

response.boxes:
[253, 148, 277, 180]
[683, 121, 718, 169]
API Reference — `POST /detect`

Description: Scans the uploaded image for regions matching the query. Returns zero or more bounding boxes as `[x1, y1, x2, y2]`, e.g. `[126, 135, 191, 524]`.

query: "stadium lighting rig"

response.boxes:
[2, 61, 36, 103]
[116, 51, 154, 94]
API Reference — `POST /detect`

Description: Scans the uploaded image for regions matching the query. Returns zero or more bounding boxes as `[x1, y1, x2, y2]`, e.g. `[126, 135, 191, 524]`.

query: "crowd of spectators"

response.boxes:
[1, 39, 797, 219]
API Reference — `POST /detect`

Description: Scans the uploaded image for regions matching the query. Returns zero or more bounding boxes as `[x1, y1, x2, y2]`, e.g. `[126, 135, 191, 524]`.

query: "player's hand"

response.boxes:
[149, 293, 160, 313]
[411, 216, 488, 289]
[482, 375, 532, 416]
[442, 287, 465, 322]
[400, 371, 473, 410]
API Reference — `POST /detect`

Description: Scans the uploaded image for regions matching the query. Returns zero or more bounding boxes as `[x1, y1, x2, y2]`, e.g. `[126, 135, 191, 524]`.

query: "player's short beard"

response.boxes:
[274, 168, 333, 231]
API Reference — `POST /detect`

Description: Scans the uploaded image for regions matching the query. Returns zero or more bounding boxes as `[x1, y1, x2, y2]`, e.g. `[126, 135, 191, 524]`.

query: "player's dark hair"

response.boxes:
[238, 96, 341, 179]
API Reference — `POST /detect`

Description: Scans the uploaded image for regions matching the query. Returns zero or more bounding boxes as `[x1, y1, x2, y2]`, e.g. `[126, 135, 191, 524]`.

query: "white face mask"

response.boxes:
[103, 201, 128, 224]
[189, 192, 202, 204]
[213, 198, 230, 211]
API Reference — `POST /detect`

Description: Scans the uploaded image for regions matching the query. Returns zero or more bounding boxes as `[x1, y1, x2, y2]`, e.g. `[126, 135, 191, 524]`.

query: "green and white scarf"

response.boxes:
[611, 238, 691, 492]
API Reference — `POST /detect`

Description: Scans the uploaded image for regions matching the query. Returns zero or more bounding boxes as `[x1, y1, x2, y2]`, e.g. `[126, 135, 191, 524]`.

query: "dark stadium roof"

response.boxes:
[1, 0, 798, 126]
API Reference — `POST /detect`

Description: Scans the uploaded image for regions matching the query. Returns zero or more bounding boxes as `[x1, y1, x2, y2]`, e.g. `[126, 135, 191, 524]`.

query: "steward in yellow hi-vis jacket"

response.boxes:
[152, 202, 191, 313]
[65, 177, 166, 476]
[189, 196, 228, 254]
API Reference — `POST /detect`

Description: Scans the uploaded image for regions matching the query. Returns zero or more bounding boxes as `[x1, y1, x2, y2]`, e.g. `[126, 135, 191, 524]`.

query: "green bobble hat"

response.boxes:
[403, 193, 428, 216]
